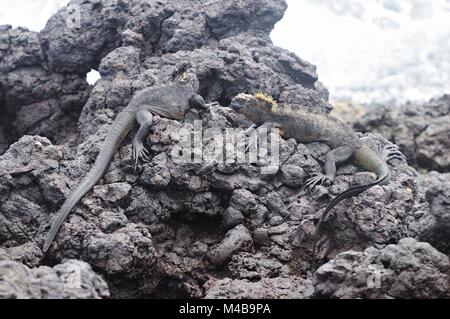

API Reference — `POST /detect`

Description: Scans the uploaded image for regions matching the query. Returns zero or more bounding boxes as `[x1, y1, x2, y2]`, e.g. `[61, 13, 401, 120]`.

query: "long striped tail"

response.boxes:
[312, 145, 391, 261]
[43, 111, 135, 253]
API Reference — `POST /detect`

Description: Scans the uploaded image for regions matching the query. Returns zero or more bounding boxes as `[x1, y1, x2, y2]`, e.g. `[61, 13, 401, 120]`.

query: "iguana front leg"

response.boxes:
[306, 145, 355, 190]
[133, 108, 153, 169]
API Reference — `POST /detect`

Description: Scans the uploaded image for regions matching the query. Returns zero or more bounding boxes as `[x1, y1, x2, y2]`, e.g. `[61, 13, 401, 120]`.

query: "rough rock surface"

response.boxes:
[408, 173, 450, 255]
[0, 0, 449, 299]
[354, 95, 450, 173]
[0, 259, 109, 299]
[204, 276, 314, 299]
[0, 25, 91, 154]
[314, 238, 449, 299]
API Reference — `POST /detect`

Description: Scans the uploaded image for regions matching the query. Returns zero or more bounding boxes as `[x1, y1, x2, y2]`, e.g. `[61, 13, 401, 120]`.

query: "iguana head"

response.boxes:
[175, 71, 206, 109]
[176, 71, 200, 92]
[230, 92, 277, 124]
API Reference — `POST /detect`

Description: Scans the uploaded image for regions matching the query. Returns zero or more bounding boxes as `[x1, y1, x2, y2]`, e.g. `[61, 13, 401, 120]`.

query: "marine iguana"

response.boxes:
[43, 73, 206, 253]
[230, 92, 405, 260]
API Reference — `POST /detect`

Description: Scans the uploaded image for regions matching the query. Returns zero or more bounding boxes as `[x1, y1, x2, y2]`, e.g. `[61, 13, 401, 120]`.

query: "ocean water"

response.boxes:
[1, 0, 449, 105]
[272, 0, 450, 105]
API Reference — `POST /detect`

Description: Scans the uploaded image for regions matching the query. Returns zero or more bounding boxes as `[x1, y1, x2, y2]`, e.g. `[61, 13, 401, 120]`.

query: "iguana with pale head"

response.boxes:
[230, 92, 405, 261]
[43, 72, 206, 253]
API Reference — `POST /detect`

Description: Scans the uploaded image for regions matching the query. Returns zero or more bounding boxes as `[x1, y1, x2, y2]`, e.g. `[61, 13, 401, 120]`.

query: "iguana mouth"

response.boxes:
[230, 100, 245, 111]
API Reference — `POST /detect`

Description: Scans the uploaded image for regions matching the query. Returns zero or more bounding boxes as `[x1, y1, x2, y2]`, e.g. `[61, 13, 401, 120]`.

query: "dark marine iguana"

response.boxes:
[230, 92, 405, 260]
[43, 73, 206, 253]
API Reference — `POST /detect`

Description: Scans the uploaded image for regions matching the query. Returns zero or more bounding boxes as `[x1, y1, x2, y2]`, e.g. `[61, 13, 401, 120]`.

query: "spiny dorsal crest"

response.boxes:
[255, 92, 278, 110]
[176, 71, 199, 91]
[178, 71, 191, 84]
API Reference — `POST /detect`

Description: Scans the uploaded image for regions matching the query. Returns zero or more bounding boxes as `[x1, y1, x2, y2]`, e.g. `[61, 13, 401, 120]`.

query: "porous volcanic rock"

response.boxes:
[0, 0, 448, 299]
[313, 238, 449, 299]
[354, 95, 450, 173]
[0, 259, 109, 299]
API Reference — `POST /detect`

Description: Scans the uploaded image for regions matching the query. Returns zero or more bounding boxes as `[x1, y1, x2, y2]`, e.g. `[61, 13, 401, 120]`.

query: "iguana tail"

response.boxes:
[43, 111, 135, 253]
[312, 145, 390, 260]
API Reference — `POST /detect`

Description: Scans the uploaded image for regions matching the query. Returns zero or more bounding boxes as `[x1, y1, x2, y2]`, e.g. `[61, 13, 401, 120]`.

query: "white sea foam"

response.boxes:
[0, 0, 69, 31]
[272, 0, 450, 105]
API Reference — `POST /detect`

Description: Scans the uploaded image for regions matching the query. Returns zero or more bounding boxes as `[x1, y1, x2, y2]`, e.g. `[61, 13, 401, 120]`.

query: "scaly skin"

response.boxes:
[230, 93, 406, 262]
[43, 73, 206, 253]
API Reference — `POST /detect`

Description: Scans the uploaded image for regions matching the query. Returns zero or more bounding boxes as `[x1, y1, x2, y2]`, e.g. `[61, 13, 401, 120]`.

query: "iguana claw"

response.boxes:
[306, 173, 332, 191]
[133, 142, 150, 171]
[382, 144, 407, 163]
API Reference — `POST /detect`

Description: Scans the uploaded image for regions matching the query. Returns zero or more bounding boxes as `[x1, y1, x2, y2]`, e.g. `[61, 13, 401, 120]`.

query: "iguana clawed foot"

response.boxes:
[306, 172, 332, 191]
[133, 141, 150, 170]
[382, 144, 407, 163]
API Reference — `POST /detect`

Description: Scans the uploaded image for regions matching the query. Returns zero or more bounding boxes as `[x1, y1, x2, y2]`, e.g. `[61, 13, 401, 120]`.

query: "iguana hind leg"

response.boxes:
[133, 108, 153, 169]
[382, 144, 407, 163]
[360, 136, 406, 163]
[306, 145, 355, 190]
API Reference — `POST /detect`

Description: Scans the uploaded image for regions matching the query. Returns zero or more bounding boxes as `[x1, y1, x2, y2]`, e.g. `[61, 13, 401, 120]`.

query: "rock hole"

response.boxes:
[86, 69, 101, 85]
[381, 259, 390, 268]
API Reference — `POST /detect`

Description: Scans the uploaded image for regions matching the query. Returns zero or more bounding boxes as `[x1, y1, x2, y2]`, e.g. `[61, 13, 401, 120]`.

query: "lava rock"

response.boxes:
[313, 238, 450, 299]
[354, 95, 450, 172]
[207, 225, 253, 266]
[0, 0, 447, 299]
[0, 259, 109, 299]
[204, 276, 314, 299]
